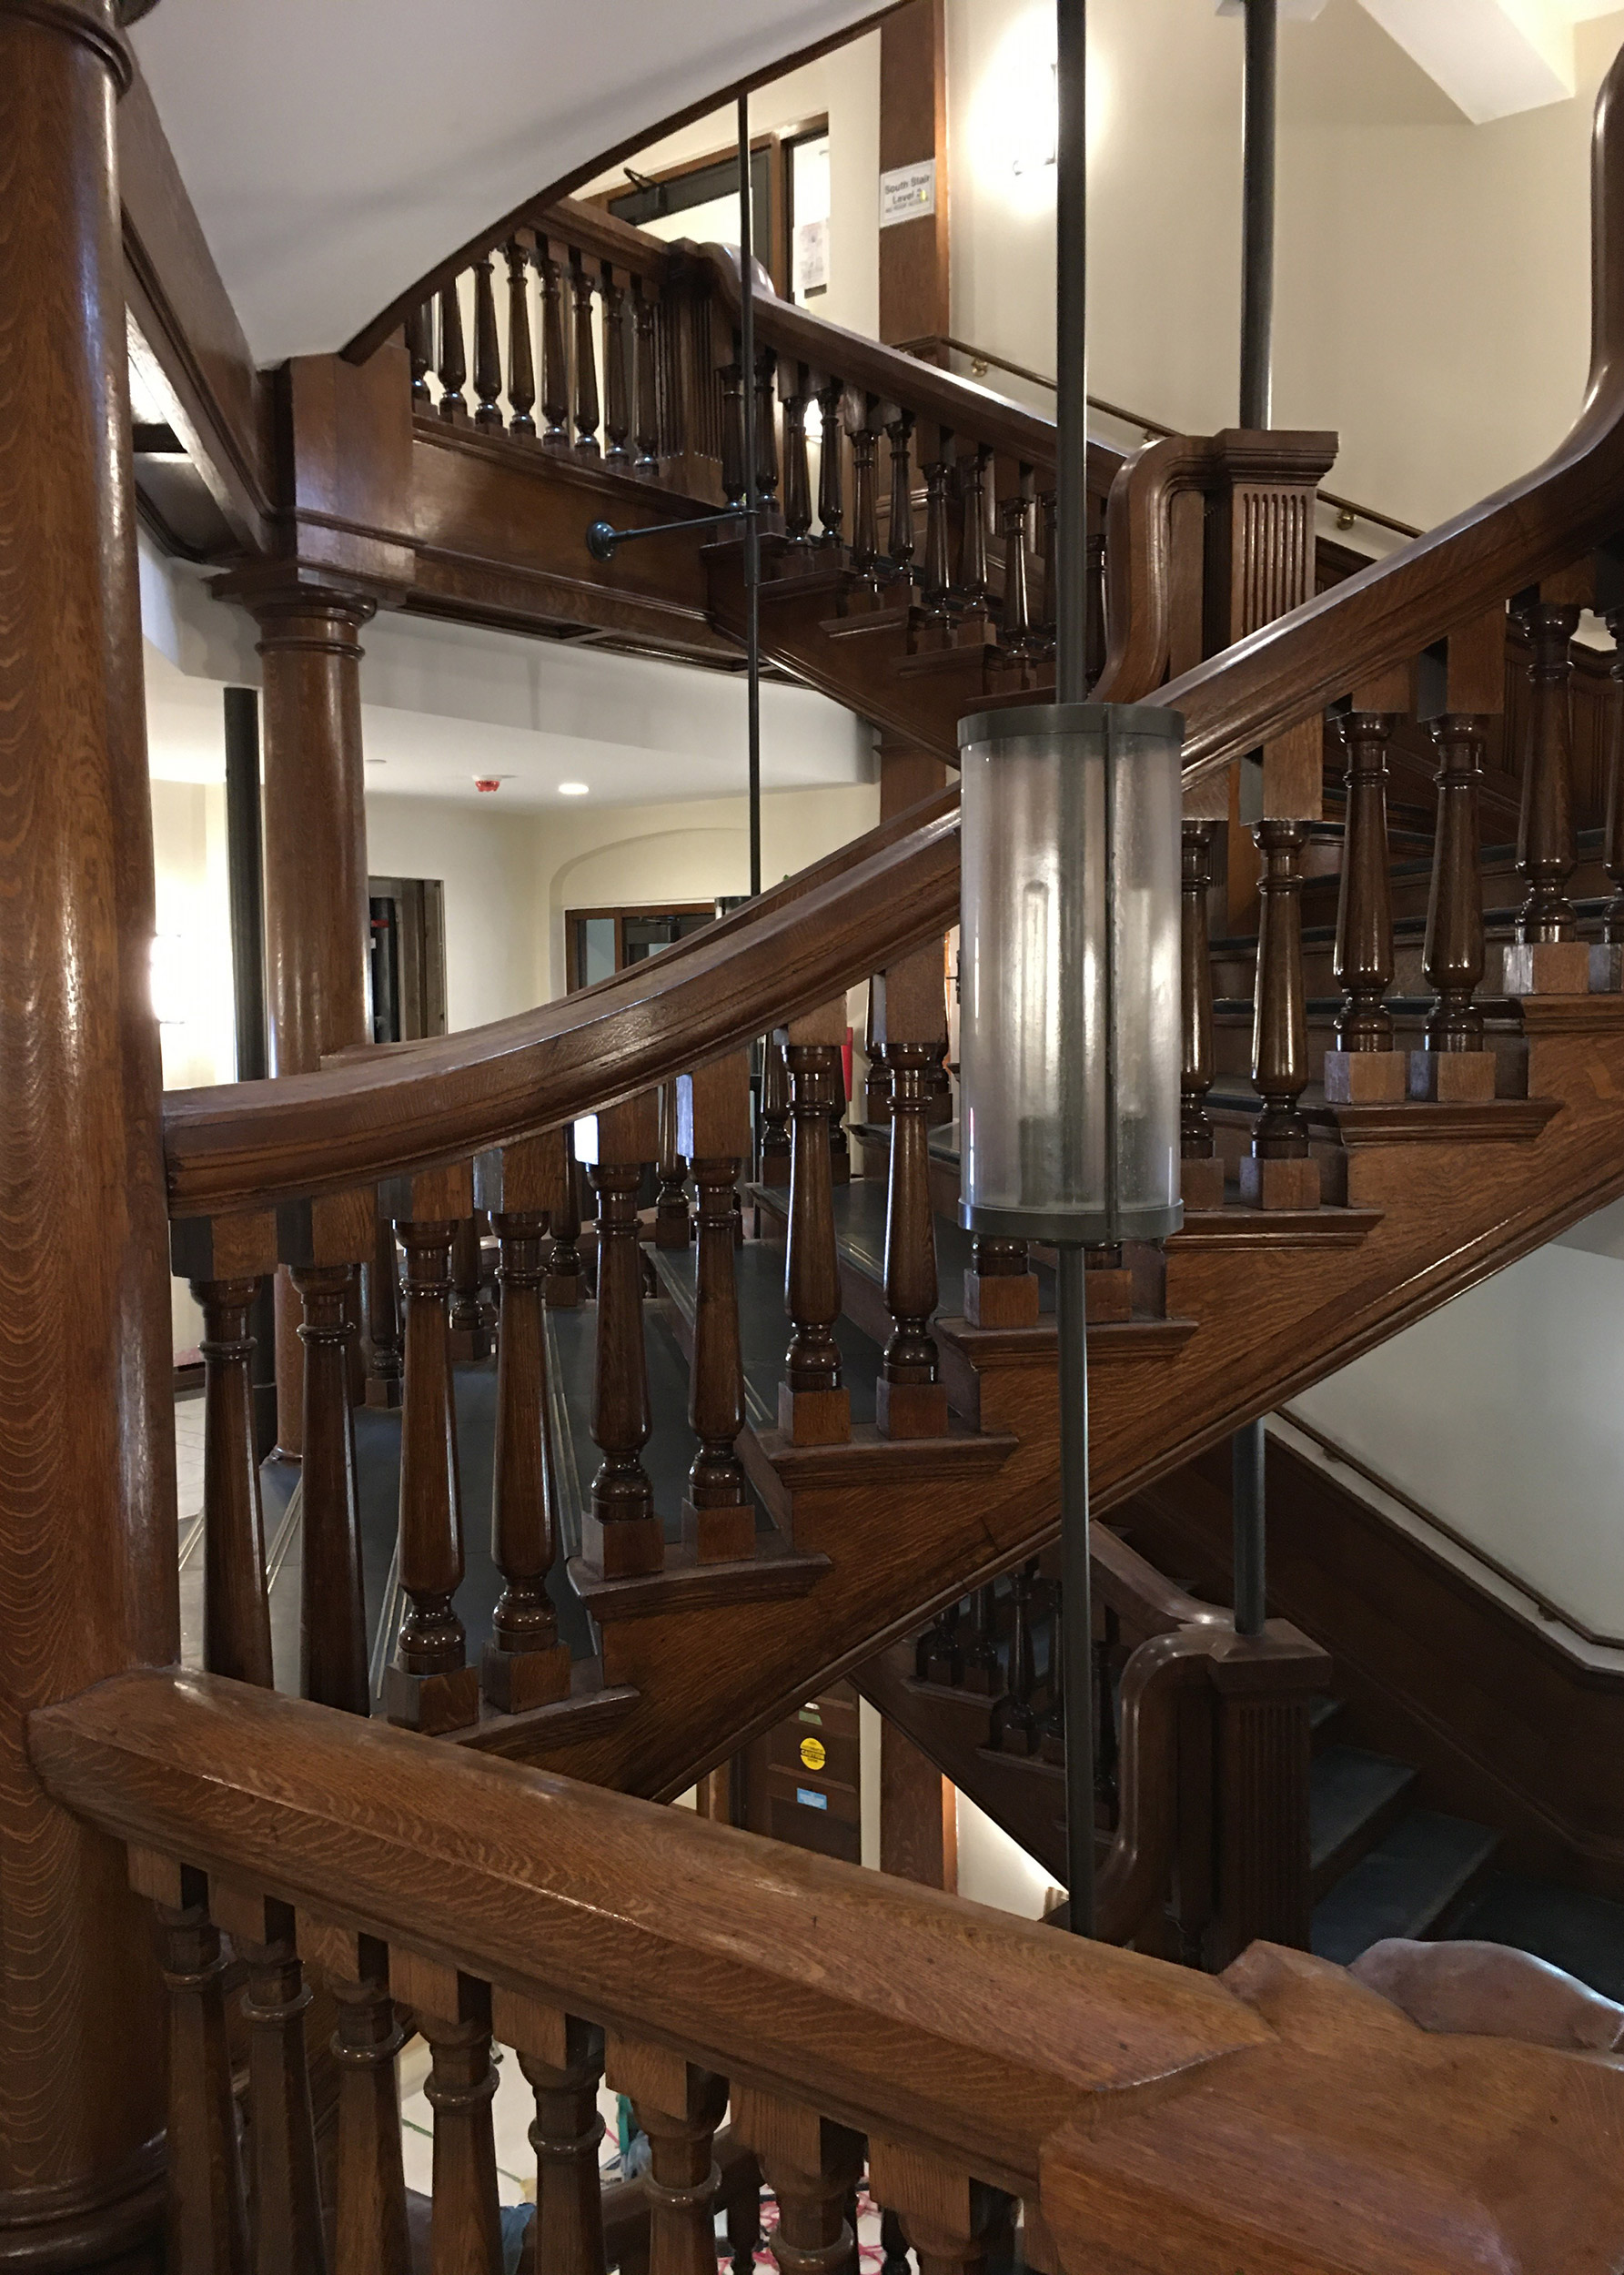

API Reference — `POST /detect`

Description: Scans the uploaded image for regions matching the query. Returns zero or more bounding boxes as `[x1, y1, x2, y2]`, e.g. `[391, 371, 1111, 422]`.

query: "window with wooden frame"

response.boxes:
[566, 903, 718, 994]
[590, 117, 830, 306]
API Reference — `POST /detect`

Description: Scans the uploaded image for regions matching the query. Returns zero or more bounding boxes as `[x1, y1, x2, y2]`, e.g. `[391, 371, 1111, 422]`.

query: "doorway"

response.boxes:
[368, 875, 448, 1043]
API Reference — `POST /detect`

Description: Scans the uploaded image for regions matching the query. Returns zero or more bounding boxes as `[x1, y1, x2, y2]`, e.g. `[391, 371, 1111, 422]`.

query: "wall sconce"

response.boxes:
[957, 700, 1184, 1246]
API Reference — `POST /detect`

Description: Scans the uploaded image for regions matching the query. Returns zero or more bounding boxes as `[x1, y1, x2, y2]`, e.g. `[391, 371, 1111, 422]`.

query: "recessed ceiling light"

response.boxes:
[558, 782, 590, 796]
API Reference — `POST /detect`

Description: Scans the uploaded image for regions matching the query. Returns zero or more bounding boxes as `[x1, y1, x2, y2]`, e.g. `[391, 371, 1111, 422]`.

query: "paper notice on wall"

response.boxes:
[793, 217, 829, 298]
[879, 159, 936, 228]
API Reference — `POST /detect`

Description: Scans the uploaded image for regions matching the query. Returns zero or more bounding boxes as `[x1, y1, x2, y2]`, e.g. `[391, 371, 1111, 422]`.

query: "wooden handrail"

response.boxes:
[1094, 1522, 1228, 1639]
[29, 1667, 1265, 2197]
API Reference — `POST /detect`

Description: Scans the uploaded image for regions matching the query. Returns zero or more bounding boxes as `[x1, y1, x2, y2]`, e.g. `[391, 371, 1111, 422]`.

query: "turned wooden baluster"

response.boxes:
[917, 1600, 962, 1684]
[506, 2011, 608, 2275]
[285, 1191, 373, 1714]
[394, 1963, 503, 2274]
[472, 256, 504, 430]
[505, 239, 537, 440]
[1179, 823, 1225, 1209]
[323, 1931, 411, 2275]
[407, 300, 434, 408]
[780, 1003, 850, 1446]
[610, 2041, 728, 2275]
[449, 1212, 491, 1361]
[880, 2211, 911, 2275]
[991, 1562, 1039, 1754]
[815, 379, 846, 548]
[655, 1082, 691, 1250]
[546, 1135, 585, 1307]
[719, 360, 747, 507]
[781, 366, 814, 541]
[734, 2090, 863, 2275]
[874, 946, 948, 1441]
[1605, 605, 1624, 944]
[1512, 577, 1585, 947]
[473, 1140, 572, 1715]
[602, 268, 631, 465]
[848, 392, 882, 579]
[886, 410, 916, 574]
[962, 1581, 1003, 1696]
[755, 347, 780, 521]
[1326, 675, 1407, 1104]
[1240, 820, 1316, 1211]
[172, 1214, 277, 1687]
[963, 1233, 1038, 1329]
[538, 244, 570, 448]
[870, 2148, 999, 2275]
[1412, 606, 1504, 1097]
[581, 1093, 664, 1578]
[437, 278, 468, 422]
[633, 284, 661, 474]
[1034, 488, 1057, 652]
[679, 1052, 753, 1563]
[999, 466, 1034, 652]
[209, 1886, 328, 2275]
[954, 441, 992, 618]
[1037, 1579, 1065, 1764]
[137, 1854, 249, 2275]
[570, 255, 601, 455]
[758, 1030, 792, 1186]
[385, 1164, 480, 1734]
[828, 1046, 852, 1187]
[365, 1218, 403, 1409]
[919, 426, 954, 617]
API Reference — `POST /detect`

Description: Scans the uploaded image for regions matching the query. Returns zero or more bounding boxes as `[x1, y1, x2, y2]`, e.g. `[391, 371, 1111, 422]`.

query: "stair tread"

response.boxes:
[1310, 1744, 1417, 1876]
[1447, 1870, 1624, 2003]
[1312, 1809, 1502, 1966]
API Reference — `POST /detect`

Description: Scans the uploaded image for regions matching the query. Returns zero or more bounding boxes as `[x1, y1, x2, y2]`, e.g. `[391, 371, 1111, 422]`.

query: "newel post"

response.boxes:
[0, 0, 176, 2253]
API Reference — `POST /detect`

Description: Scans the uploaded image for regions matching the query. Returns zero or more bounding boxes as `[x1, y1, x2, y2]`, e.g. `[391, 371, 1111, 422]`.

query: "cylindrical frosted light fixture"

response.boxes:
[958, 700, 1185, 1245]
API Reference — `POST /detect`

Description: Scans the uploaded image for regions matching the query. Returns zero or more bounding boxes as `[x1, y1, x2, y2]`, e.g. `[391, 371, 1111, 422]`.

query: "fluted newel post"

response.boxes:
[384, 1163, 480, 1734]
[1410, 607, 1504, 1098]
[963, 1236, 1038, 1329]
[282, 1191, 374, 1716]
[538, 244, 570, 448]
[136, 1855, 249, 2275]
[816, 379, 847, 548]
[779, 1002, 851, 1446]
[656, 1083, 692, 1249]
[365, 1218, 404, 1408]
[758, 1031, 792, 1186]
[1240, 821, 1318, 1210]
[580, 1093, 664, 1578]
[1325, 676, 1409, 1106]
[172, 1214, 278, 1689]
[1507, 568, 1590, 993]
[610, 2041, 727, 2275]
[322, 1932, 411, 2275]
[679, 1053, 754, 1562]
[437, 278, 468, 421]
[505, 240, 538, 439]
[472, 256, 504, 430]
[733, 2091, 863, 2275]
[571, 258, 602, 454]
[874, 946, 949, 1439]
[208, 1886, 328, 2275]
[494, 2003, 608, 2275]
[1179, 823, 1225, 1209]
[473, 1140, 572, 1715]
[540, 1125, 584, 1307]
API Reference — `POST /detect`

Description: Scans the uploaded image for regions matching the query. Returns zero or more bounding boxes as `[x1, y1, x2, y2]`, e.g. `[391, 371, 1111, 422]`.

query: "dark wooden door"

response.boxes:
[741, 1684, 862, 1863]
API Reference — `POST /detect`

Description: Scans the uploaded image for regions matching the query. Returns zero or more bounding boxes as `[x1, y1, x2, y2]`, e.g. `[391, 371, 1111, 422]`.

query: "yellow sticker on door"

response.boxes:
[799, 1735, 827, 1772]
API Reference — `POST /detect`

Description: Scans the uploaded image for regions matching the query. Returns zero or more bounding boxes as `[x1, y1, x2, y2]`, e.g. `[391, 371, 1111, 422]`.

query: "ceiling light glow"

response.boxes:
[559, 782, 590, 795]
[969, 8, 1107, 213]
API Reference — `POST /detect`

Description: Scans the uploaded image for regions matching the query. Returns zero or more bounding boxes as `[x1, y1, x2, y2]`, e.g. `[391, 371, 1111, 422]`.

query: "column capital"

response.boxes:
[0, 0, 142, 89]
[210, 562, 386, 648]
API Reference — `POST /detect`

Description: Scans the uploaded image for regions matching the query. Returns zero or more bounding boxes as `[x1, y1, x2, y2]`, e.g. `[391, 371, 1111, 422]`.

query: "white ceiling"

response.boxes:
[129, 0, 888, 363]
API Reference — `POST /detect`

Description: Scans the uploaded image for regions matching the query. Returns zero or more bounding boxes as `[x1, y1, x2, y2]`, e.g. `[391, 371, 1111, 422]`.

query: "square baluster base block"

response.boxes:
[480, 1640, 572, 1715]
[1323, 1049, 1408, 1104]
[1180, 1154, 1227, 1211]
[875, 1377, 951, 1440]
[681, 1499, 759, 1563]
[364, 1372, 403, 1411]
[758, 1155, 792, 1190]
[963, 1269, 1042, 1328]
[1084, 1268, 1134, 1323]
[831, 1152, 852, 1188]
[1238, 1155, 1321, 1211]
[580, 1511, 665, 1580]
[1503, 941, 1592, 996]
[385, 1661, 481, 1736]
[777, 1382, 852, 1445]
[544, 1271, 581, 1309]
[448, 1326, 491, 1364]
[1407, 1048, 1498, 1102]
[654, 1213, 692, 1251]
[1590, 944, 1624, 992]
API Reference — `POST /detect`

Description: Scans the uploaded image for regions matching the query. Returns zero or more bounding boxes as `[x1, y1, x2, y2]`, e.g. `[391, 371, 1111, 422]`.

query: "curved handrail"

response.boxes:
[1166, 40, 1624, 787]
[1095, 1627, 1220, 1944]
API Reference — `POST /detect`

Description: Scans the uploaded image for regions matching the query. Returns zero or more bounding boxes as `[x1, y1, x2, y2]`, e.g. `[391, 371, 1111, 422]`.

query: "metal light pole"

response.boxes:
[738, 95, 762, 898]
[1239, 0, 1277, 430]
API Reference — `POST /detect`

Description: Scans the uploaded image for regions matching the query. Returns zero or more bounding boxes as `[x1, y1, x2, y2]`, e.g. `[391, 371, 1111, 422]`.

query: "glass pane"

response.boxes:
[575, 917, 617, 988]
[792, 134, 831, 302]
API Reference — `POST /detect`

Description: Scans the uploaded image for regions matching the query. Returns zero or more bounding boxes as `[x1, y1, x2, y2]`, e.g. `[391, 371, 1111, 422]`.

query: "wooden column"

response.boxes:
[679, 1055, 754, 1564]
[242, 581, 374, 1457]
[880, 1721, 958, 1890]
[873, 946, 949, 1439]
[0, 1, 175, 2251]
[580, 1093, 664, 1578]
[878, 0, 950, 349]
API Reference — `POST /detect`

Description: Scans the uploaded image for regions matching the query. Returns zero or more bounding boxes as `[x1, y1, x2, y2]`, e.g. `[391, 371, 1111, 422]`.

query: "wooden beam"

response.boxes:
[879, 0, 949, 349]
[880, 1715, 957, 1890]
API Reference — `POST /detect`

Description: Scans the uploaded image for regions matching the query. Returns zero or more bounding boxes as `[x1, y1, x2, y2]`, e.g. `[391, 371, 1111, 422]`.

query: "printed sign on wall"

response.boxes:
[880, 159, 936, 228]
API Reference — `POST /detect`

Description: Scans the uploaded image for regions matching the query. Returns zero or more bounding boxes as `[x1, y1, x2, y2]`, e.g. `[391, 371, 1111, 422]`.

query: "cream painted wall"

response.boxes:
[950, 0, 1621, 530]
[151, 777, 233, 1354]
[538, 781, 881, 999]
[364, 794, 546, 1030]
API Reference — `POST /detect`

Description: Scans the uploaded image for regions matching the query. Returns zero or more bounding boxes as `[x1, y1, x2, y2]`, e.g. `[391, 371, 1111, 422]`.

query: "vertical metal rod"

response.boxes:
[739, 95, 762, 897]
[1057, 1244, 1095, 1935]
[1239, 0, 1277, 430]
[223, 683, 277, 1461]
[1233, 1416, 1267, 1636]
[1055, 0, 1089, 705]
